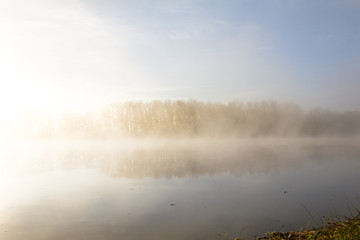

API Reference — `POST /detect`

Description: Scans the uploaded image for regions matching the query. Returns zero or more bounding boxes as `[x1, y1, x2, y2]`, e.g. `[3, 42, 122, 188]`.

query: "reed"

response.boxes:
[259, 213, 360, 240]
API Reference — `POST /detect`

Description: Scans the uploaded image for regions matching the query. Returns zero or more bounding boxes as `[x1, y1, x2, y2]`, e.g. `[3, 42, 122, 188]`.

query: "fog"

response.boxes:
[2, 138, 360, 179]
[2, 100, 360, 139]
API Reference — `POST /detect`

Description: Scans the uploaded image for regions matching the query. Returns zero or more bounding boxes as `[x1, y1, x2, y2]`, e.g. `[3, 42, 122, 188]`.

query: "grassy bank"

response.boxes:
[259, 215, 360, 240]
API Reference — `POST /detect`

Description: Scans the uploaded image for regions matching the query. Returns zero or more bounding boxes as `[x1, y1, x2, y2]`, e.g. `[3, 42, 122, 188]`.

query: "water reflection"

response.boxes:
[0, 139, 360, 240]
[2, 139, 360, 179]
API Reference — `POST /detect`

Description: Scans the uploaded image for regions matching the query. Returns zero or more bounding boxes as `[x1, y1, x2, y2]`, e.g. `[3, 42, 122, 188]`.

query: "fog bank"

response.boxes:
[2, 100, 360, 139]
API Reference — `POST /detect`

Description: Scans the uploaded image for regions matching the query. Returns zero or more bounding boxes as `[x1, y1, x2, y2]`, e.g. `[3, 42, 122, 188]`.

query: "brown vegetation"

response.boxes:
[6, 100, 360, 138]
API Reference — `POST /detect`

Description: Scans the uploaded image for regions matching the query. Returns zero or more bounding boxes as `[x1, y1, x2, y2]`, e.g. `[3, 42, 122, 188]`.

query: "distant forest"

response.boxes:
[7, 100, 360, 138]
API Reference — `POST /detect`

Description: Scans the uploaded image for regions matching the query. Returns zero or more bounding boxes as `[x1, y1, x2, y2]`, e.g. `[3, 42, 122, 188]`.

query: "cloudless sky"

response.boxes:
[1, 0, 360, 112]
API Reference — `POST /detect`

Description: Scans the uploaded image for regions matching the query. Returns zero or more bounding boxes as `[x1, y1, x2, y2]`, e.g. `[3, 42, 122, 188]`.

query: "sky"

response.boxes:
[0, 0, 360, 113]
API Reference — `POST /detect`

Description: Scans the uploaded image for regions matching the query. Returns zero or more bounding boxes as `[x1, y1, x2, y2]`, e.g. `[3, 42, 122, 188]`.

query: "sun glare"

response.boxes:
[0, 73, 98, 139]
[0, 0, 116, 133]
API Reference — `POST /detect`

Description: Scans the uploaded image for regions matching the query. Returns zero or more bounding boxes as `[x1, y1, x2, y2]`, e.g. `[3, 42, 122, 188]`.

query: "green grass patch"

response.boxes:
[259, 215, 360, 240]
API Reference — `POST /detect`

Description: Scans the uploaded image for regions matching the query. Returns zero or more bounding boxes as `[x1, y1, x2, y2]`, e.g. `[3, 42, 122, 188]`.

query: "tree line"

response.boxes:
[7, 100, 360, 138]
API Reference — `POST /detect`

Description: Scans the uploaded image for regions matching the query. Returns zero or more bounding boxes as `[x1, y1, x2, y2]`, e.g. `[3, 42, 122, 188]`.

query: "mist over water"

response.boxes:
[1, 98, 360, 240]
[2, 0, 360, 238]
[2, 100, 360, 139]
[1, 138, 360, 240]
[1, 101, 360, 240]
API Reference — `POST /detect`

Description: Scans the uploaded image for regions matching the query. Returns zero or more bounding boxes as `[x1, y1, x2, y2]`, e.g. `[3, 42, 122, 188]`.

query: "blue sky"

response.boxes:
[0, 0, 359, 112]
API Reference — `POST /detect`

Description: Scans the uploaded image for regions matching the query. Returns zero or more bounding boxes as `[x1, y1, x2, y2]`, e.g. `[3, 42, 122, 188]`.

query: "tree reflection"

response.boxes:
[5, 139, 360, 179]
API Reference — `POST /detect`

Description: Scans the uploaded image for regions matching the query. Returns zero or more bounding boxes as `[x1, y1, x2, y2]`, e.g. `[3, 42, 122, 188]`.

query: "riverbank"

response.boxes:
[258, 214, 360, 240]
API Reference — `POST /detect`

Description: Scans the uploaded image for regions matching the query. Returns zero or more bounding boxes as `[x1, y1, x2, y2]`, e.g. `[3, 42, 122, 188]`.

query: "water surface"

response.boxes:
[0, 139, 360, 240]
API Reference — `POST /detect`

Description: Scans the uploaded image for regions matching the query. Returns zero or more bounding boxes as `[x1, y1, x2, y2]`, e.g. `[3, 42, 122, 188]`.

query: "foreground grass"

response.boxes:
[259, 215, 360, 240]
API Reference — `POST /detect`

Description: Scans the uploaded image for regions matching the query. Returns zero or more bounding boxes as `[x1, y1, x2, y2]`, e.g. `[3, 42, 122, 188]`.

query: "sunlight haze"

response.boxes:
[1, 2, 360, 239]
[1, 0, 360, 115]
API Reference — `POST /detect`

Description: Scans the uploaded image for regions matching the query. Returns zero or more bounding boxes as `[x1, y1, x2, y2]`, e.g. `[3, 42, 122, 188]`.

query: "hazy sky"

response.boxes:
[1, 0, 360, 112]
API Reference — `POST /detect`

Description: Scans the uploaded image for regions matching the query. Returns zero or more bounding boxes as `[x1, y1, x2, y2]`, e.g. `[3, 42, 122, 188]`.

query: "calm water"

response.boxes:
[0, 139, 360, 240]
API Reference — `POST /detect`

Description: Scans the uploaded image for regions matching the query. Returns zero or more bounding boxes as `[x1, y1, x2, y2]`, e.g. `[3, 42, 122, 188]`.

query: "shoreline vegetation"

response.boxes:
[258, 214, 360, 240]
[2, 100, 360, 139]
